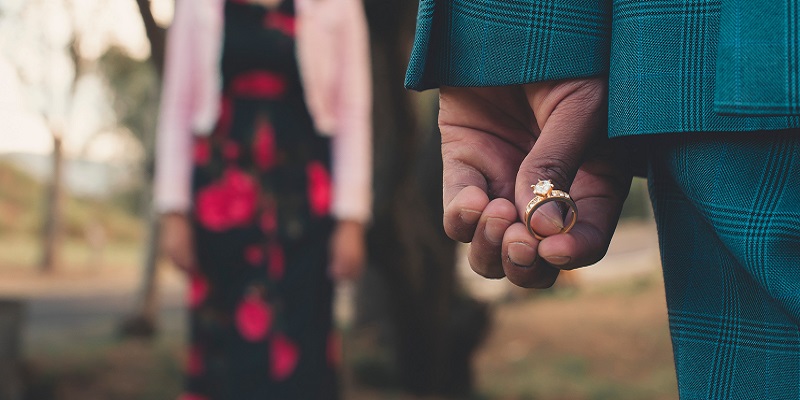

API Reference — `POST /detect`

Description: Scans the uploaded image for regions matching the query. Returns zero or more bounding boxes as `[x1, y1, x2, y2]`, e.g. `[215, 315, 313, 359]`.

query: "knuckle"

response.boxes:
[443, 216, 473, 243]
[467, 241, 506, 279]
[525, 158, 574, 188]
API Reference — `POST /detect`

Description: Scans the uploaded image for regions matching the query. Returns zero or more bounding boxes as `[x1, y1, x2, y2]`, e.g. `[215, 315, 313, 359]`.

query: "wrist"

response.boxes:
[336, 219, 365, 232]
[160, 211, 189, 224]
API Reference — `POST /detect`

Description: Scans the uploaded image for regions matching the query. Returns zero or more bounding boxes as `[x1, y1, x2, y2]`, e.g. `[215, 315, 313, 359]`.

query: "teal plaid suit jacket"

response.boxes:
[405, 0, 800, 137]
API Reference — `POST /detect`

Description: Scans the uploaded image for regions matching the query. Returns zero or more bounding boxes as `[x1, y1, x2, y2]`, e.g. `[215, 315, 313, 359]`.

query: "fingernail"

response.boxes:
[484, 217, 506, 245]
[507, 242, 537, 268]
[459, 209, 482, 225]
[545, 256, 571, 266]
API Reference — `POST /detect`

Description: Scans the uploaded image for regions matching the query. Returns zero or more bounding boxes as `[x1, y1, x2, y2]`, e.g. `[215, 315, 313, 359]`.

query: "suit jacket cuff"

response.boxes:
[405, 0, 612, 90]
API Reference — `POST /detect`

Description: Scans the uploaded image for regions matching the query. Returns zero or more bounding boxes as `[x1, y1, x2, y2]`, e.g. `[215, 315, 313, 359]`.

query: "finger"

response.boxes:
[468, 198, 517, 278]
[527, 201, 569, 238]
[501, 223, 560, 288]
[440, 87, 527, 243]
[443, 185, 490, 243]
[538, 165, 633, 270]
[515, 80, 607, 223]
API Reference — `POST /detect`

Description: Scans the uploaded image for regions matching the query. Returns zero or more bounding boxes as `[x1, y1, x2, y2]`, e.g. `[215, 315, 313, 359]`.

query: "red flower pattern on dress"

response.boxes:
[264, 12, 295, 36]
[188, 272, 209, 309]
[245, 244, 264, 266]
[260, 207, 278, 234]
[215, 95, 234, 136]
[186, 344, 204, 376]
[306, 161, 332, 217]
[223, 141, 240, 161]
[327, 331, 341, 367]
[178, 393, 209, 400]
[235, 294, 273, 342]
[195, 168, 258, 231]
[267, 243, 285, 281]
[253, 121, 277, 170]
[270, 333, 300, 381]
[194, 137, 211, 166]
[230, 71, 286, 99]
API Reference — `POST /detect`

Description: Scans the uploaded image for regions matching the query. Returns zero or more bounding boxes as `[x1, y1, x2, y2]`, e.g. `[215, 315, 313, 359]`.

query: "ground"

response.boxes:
[1, 222, 678, 400]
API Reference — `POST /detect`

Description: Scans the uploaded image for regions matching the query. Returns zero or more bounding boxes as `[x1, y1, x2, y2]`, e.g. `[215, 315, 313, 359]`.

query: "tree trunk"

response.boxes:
[118, 211, 160, 338]
[135, 0, 167, 76]
[359, 0, 491, 396]
[40, 133, 64, 274]
[119, 0, 167, 338]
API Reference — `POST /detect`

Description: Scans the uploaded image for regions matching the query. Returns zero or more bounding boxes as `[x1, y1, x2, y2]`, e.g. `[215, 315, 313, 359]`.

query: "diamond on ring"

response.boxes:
[532, 180, 554, 197]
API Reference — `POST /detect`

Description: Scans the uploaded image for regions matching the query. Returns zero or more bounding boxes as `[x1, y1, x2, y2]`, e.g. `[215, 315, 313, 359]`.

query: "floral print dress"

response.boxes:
[182, 1, 339, 398]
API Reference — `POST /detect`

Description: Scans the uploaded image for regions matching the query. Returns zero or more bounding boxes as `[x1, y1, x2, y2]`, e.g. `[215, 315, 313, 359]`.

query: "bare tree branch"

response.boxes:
[134, 0, 167, 74]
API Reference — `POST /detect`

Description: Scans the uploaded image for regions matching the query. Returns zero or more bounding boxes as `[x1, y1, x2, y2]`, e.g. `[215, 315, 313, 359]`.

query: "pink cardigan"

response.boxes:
[154, 0, 372, 223]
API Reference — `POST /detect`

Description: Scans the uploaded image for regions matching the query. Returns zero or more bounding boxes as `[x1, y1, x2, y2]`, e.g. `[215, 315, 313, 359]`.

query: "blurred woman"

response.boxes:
[153, 0, 372, 398]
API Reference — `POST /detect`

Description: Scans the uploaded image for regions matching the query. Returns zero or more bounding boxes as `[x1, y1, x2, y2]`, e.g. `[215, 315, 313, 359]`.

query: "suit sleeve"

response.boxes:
[404, 0, 612, 90]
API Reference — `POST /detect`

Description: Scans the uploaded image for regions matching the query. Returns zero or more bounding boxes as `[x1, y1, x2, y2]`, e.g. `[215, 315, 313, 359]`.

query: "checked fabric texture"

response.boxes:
[405, 0, 800, 137]
[649, 131, 800, 399]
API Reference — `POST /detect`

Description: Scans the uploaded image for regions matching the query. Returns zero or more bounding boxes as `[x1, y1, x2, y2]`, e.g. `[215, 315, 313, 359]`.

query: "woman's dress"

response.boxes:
[182, 1, 339, 398]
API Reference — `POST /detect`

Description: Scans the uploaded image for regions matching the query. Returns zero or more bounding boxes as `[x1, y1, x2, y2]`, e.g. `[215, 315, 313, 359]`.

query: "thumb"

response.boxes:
[515, 79, 607, 233]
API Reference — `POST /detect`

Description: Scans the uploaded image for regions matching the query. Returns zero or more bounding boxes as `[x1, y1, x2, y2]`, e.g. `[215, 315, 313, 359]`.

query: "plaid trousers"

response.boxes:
[649, 130, 800, 399]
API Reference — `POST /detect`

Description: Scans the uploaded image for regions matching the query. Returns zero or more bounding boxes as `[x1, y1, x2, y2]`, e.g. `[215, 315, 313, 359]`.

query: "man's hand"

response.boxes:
[439, 79, 632, 288]
[160, 213, 196, 273]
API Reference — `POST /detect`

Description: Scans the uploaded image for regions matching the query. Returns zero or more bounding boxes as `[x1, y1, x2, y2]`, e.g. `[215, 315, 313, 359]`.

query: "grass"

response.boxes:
[473, 269, 677, 400]
[0, 235, 142, 273]
[24, 339, 185, 400]
[0, 161, 144, 274]
[0, 160, 144, 243]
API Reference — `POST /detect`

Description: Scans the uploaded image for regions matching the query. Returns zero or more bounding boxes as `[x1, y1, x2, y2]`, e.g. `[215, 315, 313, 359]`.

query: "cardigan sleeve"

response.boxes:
[404, 0, 613, 90]
[330, 0, 373, 223]
[153, 0, 198, 214]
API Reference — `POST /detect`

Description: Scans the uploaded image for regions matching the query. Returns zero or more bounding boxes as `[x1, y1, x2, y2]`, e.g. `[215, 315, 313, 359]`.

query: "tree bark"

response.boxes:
[359, 0, 490, 396]
[40, 133, 64, 274]
[118, 0, 167, 338]
[134, 0, 167, 76]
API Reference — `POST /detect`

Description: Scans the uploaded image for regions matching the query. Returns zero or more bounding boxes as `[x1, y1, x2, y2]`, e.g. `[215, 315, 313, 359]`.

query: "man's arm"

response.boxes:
[405, 0, 612, 90]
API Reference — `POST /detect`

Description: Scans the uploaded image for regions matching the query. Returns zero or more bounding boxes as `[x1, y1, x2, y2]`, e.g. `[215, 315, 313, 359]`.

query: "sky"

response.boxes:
[0, 0, 173, 162]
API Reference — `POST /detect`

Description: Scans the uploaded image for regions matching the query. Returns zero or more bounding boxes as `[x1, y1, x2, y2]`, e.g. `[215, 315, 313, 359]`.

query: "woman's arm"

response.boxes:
[153, 0, 208, 273]
[153, 0, 200, 214]
[327, 0, 373, 280]
[330, 0, 373, 224]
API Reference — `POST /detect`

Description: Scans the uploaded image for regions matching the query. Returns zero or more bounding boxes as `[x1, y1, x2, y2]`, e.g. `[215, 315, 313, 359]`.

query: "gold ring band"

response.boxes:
[524, 180, 578, 240]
